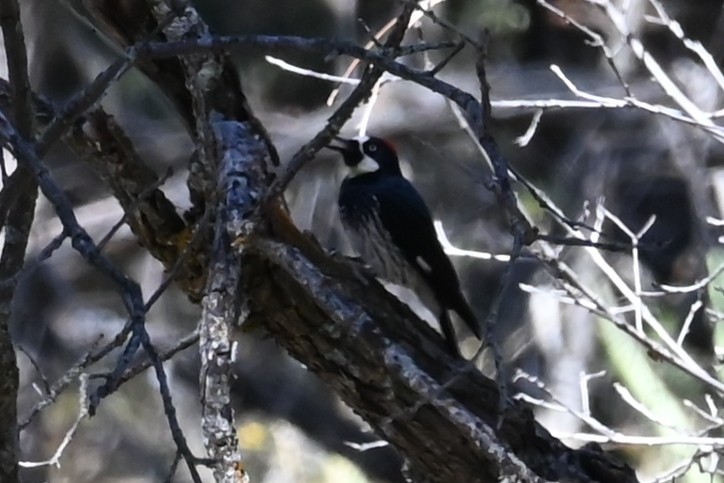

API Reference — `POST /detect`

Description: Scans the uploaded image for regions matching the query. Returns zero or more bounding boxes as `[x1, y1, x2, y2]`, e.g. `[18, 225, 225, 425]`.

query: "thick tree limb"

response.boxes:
[198, 119, 274, 482]
[137, 3, 274, 479]
[241, 229, 637, 483]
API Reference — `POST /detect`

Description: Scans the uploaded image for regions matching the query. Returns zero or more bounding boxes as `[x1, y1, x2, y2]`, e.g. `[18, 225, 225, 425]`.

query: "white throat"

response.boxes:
[348, 155, 380, 176]
[347, 135, 379, 176]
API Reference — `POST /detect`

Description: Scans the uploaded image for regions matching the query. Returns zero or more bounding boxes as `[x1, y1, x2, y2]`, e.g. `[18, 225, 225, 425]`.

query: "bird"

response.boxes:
[326, 134, 482, 355]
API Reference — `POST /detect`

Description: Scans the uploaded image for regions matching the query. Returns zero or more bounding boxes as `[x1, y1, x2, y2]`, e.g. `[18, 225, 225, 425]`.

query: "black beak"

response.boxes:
[325, 136, 362, 167]
[325, 136, 355, 154]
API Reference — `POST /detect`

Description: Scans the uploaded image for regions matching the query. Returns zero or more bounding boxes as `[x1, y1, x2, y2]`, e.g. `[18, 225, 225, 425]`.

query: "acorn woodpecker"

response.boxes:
[327, 135, 482, 355]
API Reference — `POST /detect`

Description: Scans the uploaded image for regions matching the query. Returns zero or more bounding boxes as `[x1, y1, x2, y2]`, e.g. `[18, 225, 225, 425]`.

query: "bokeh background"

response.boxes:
[6, 0, 724, 481]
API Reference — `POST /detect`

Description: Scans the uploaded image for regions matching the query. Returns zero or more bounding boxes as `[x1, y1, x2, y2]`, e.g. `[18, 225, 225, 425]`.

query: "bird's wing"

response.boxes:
[373, 178, 457, 283]
[373, 177, 482, 339]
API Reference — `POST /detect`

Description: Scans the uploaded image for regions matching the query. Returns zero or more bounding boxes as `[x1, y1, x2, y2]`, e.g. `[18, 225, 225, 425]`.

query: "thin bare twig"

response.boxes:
[19, 375, 89, 469]
[35, 11, 179, 156]
[264, 3, 421, 205]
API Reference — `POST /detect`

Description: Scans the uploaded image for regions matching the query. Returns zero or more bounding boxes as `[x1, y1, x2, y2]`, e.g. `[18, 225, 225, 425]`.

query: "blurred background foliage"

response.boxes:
[8, 0, 724, 481]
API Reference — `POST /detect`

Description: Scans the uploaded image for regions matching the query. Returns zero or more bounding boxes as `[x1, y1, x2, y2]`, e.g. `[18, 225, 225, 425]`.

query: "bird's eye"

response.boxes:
[368, 144, 378, 152]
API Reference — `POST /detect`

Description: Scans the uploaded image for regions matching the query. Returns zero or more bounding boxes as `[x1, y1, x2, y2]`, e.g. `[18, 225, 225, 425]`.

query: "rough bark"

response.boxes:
[241, 228, 637, 483]
[198, 119, 273, 482]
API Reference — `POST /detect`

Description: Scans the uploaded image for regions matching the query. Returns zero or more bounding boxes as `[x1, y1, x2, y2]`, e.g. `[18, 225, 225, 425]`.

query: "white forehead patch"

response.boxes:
[347, 135, 379, 176]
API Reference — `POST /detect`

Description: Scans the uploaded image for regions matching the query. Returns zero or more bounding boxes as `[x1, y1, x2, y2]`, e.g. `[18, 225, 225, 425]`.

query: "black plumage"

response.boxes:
[327, 135, 482, 354]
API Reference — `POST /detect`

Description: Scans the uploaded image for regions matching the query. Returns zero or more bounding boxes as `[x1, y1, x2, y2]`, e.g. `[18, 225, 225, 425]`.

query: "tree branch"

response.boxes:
[242, 233, 638, 482]
[0, 0, 36, 479]
[10, 2, 642, 481]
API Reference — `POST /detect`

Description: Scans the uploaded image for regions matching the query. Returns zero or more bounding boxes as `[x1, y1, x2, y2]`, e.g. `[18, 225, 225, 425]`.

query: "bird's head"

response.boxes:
[327, 135, 402, 177]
